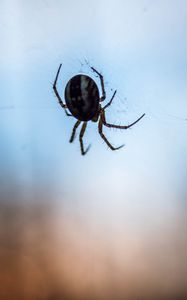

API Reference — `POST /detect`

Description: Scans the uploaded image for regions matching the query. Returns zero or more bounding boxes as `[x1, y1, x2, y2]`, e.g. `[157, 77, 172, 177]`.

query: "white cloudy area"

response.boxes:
[0, 1, 187, 299]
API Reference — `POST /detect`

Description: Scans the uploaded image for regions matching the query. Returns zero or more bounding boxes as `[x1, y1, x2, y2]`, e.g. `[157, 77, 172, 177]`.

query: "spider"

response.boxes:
[53, 64, 145, 155]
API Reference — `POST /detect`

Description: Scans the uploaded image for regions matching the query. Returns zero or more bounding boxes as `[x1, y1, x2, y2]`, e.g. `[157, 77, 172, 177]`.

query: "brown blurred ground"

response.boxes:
[0, 189, 187, 300]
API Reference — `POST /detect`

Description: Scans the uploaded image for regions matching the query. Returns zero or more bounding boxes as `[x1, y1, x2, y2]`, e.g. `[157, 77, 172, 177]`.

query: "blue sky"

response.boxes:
[0, 0, 187, 298]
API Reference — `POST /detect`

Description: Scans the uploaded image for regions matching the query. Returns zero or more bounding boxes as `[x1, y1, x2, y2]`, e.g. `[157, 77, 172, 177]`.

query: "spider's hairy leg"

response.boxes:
[69, 120, 81, 143]
[101, 109, 145, 129]
[53, 64, 72, 117]
[103, 90, 117, 110]
[98, 117, 124, 151]
[79, 122, 91, 155]
[90, 67, 106, 102]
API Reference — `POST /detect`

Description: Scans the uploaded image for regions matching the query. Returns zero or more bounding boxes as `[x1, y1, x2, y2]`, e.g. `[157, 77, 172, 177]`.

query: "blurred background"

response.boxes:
[0, 0, 187, 299]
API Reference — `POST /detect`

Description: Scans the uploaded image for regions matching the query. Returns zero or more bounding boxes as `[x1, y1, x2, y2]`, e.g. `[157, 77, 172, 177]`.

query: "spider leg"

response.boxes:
[69, 120, 81, 143]
[79, 122, 91, 155]
[53, 64, 72, 117]
[101, 110, 145, 129]
[103, 90, 117, 110]
[90, 67, 106, 102]
[98, 117, 124, 150]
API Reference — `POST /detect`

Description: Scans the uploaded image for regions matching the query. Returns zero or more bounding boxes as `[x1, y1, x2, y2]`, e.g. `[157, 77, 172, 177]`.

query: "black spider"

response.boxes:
[53, 64, 145, 155]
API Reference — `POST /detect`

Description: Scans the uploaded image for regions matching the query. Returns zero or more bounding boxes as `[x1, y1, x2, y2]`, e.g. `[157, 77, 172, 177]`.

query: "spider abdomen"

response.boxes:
[64, 75, 100, 121]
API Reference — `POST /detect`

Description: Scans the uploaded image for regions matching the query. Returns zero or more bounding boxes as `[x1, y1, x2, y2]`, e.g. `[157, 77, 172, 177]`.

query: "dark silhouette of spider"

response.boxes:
[53, 64, 145, 155]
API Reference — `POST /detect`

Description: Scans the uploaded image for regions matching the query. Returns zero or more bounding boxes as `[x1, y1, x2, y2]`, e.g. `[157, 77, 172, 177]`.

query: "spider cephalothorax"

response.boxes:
[53, 64, 145, 155]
